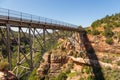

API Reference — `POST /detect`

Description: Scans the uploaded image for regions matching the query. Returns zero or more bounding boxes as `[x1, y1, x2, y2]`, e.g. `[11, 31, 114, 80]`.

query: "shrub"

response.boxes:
[0, 61, 9, 70]
[84, 66, 92, 74]
[91, 20, 100, 29]
[50, 76, 57, 80]
[57, 72, 67, 80]
[45, 75, 49, 80]
[65, 68, 71, 74]
[117, 61, 120, 66]
[92, 29, 100, 35]
[87, 75, 94, 80]
[79, 78, 84, 80]
[105, 38, 113, 45]
[85, 29, 91, 34]
[118, 33, 120, 39]
[68, 63, 73, 69]
[67, 72, 76, 77]
[104, 27, 114, 38]
[1, 44, 7, 58]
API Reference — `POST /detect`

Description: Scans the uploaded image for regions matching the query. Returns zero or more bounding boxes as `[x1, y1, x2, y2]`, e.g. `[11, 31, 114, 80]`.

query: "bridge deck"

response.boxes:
[0, 8, 82, 32]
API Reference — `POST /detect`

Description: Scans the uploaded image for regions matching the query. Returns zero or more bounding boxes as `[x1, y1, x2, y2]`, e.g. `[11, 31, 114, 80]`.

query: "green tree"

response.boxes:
[104, 26, 114, 38]
[85, 28, 91, 34]
[105, 38, 113, 45]
[91, 20, 100, 29]
[57, 72, 67, 80]
[92, 29, 100, 35]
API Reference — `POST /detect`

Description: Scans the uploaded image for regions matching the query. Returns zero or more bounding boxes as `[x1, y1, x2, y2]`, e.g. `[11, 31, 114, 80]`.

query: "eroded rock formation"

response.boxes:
[37, 51, 68, 78]
[0, 71, 17, 80]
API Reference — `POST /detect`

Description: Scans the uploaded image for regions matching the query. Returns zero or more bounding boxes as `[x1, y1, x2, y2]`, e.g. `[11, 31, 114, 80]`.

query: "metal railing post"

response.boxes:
[21, 12, 22, 21]
[8, 9, 10, 20]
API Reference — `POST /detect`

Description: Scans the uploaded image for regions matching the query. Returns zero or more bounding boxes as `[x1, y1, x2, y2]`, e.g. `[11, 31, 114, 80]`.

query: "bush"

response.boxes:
[87, 75, 94, 80]
[105, 38, 113, 45]
[68, 63, 73, 69]
[65, 68, 71, 74]
[92, 29, 100, 35]
[117, 61, 120, 66]
[91, 20, 100, 29]
[79, 78, 84, 80]
[45, 75, 49, 80]
[85, 29, 91, 34]
[118, 33, 120, 39]
[1, 44, 7, 58]
[50, 76, 57, 80]
[104, 27, 114, 38]
[57, 72, 67, 80]
[83, 66, 92, 74]
[0, 61, 9, 70]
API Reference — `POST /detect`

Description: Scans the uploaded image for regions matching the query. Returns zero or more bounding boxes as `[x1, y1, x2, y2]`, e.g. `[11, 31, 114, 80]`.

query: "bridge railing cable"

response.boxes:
[0, 8, 77, 28]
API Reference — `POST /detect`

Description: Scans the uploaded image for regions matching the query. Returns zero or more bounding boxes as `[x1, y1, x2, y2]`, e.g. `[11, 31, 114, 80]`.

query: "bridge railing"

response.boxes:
[0, 8, 77, 28]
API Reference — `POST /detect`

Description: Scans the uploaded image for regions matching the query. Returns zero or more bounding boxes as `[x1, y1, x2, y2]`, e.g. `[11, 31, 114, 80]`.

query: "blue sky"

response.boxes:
[0, 0, 120, 27]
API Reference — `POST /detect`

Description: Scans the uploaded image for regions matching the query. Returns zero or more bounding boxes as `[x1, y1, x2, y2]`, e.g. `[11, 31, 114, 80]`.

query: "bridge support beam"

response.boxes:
[29, 26, 33, 70]
[6, 24, 12, 70]
[43, 27, 46, 50]
[33, 28, 35, 60]
[18, 27, 21, 64]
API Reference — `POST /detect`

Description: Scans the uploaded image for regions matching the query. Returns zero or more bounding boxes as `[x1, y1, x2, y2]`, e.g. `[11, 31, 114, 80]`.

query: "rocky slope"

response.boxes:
[0, 62, 17, 80]
[37, 32, 120, 80]
[36, 13, 120, 80]
[0, 71, 17, 80]
[86, 34, 120, 54]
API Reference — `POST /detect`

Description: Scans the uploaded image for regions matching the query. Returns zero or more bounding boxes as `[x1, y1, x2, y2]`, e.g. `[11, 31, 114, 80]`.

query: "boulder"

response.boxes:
[42, 52, 51, 62]
[0, 71, 17, 80]
[0, 72, 5, 80]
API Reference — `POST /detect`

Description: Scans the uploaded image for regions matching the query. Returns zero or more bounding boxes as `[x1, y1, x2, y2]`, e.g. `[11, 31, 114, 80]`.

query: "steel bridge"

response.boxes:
[0, 8, 83, 78]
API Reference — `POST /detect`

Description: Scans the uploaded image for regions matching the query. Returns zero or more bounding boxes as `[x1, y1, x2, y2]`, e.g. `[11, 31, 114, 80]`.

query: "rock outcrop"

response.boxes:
[37, 32, 120, 80]
[37, 52, 68, 78]
[87, 35, 120, 54]
[0, 71, 17, 80]
[69, 56, 120, 69]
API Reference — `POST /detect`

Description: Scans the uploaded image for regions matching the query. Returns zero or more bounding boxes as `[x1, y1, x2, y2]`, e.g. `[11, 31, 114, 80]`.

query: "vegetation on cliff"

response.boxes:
[85, 13, 120, 45]
[91, 13, 120, 28]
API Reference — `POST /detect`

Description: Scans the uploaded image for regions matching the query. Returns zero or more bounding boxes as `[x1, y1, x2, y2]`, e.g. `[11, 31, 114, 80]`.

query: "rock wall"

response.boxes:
[37, 52, 68, 78]
[87, 35, 120, 54]
[37, 32, 120, 79]
[0, 71, 17, 80]
[72, 33, 120, 54]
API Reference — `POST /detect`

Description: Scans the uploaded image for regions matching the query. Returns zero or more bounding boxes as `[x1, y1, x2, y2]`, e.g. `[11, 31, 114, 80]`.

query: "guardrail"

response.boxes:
[0, 8, 77, 28]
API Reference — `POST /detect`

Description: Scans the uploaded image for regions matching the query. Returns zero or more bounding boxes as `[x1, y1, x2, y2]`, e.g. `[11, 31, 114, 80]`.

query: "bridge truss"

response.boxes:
[0, 8, 83, 78]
